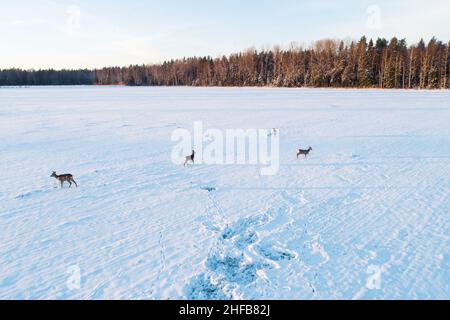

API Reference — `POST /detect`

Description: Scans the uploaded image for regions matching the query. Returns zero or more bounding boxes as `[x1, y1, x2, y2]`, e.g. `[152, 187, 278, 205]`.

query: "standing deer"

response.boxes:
[51, 172, 78, 188]
[184, 150, 196, 167]
[297, 147, 313, 159]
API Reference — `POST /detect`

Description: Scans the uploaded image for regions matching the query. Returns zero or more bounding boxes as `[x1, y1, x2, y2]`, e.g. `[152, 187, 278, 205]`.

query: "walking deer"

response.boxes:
[297, 147, 313, 159]
[51, 172, 78, 188]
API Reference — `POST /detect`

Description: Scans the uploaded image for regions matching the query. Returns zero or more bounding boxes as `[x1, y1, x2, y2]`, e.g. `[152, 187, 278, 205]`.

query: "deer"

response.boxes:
[270, 128, 278, 137]
[184, 150, 196, 167]
[51, 172, 78, 188]
[297, 147, 313, 159]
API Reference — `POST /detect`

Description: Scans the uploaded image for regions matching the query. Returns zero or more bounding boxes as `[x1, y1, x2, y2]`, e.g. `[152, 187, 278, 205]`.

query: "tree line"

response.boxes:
[1, 37, 449, 89]
[0, 69, 93, 86]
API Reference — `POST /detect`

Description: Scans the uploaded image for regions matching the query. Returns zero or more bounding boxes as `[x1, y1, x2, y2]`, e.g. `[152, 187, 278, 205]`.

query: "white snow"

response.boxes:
[0, 86, 449, 300]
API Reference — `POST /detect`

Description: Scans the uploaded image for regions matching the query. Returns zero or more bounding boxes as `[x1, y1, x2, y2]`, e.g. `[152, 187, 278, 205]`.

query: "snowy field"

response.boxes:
[0, 86, 449, 300]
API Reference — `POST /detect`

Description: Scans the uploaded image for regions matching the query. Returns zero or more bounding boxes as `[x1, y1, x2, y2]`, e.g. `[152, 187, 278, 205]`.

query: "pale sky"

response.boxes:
[1, 0, 449, 69]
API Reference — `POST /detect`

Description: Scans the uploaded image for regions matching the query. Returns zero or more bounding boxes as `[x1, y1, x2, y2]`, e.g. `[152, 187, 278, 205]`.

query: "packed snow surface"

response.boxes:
[0, 87, 449, 299]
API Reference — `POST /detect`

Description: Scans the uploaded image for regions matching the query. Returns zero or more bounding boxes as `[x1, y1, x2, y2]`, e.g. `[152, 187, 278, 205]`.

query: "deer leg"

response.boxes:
[60, 181, 64, 189]
[72, 179, 78, 188]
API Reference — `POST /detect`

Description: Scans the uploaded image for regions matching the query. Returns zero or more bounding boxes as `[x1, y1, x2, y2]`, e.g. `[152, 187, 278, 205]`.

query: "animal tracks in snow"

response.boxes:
[15, 188, 47, 199]
[186, 191, 303, 299]
[255, 241, 298, 263]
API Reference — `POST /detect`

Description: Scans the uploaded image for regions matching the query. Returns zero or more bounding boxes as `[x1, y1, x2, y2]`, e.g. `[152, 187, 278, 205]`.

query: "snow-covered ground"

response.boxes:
[0, 86, 449, 300]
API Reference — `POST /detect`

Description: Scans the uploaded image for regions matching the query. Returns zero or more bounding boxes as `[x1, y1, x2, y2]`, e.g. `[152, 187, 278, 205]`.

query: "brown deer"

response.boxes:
[51, 172, 78, 188]
[297, 147, 313, 159]
[184, 150, 196, 167]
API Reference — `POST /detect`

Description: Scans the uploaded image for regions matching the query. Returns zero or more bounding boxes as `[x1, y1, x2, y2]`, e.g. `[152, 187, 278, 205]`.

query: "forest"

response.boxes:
[1, 37, 449, 89]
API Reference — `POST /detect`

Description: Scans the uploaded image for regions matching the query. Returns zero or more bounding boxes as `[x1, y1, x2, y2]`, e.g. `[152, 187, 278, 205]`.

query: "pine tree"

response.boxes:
[357, 36, 370, 87]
